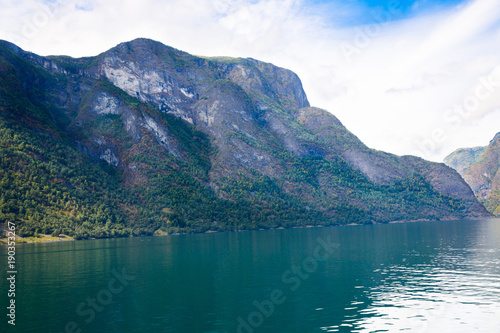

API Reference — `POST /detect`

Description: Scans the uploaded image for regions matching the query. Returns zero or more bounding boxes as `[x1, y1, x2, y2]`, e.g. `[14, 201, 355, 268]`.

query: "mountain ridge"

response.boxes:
[444, 133, 500, 214]
[0, 38, 490, 239]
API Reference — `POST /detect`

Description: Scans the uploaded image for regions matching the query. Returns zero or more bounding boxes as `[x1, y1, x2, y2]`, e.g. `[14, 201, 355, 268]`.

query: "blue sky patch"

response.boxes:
[306, 0, 468, 27]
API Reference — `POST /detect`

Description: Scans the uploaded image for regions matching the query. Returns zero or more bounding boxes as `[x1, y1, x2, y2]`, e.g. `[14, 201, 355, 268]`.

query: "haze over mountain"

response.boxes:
[0, 38, 489, 239]
[445, 133, 500, 215]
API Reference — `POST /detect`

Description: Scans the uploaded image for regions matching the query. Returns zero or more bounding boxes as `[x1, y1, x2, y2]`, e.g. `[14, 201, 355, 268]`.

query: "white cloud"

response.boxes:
[323, 0, 500, 161]
[0, 0, 499, 161]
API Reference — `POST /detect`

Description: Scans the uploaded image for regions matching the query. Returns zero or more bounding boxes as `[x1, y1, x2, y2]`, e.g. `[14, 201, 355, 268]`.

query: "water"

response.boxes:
[1, 219, 500, 333]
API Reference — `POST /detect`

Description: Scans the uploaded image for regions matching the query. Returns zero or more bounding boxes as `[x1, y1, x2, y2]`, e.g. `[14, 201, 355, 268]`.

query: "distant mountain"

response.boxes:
[445, 134, 500, 215]
[444, 146, 487, 175]
[0, 38, 489, 239]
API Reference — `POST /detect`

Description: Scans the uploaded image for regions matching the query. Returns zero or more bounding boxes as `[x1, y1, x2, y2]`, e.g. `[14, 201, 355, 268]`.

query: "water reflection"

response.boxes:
[2, 219, 500, 333]
[326, 219, 500, 333]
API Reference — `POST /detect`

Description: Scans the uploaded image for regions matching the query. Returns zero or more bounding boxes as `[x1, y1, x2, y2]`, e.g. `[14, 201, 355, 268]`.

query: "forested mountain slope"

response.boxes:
[0, 38, 489, 239]
[445, 134, 500, 215]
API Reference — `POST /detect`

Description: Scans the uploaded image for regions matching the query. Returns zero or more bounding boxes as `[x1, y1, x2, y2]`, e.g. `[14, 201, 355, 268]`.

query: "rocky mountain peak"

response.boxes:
[445, 133, 500, 214]
[0, 39, 491, 239]
[491, 132, 500, 144]
[99, 38, 309, 115]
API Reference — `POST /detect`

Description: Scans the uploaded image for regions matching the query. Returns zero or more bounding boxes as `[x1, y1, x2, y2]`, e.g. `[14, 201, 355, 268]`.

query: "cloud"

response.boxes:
[0, 0, 499, 162]
[330, 0, 500, 161]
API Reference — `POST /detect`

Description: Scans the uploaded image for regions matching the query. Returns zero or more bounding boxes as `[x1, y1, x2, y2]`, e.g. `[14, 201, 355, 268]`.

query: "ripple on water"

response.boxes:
[343, 245, 500, 332]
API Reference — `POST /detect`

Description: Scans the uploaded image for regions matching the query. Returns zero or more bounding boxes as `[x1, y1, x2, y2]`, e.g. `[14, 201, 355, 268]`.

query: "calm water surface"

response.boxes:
[1, 219, 500, 333]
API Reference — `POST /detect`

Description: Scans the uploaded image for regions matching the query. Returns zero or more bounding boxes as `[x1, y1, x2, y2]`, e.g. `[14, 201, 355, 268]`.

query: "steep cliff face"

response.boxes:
[0, 38, 490, 239]
[445, 134, 500, 214]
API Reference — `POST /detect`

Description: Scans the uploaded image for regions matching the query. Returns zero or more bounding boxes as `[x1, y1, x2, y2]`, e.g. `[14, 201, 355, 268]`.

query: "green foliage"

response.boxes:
[0, 116, 131, 238]
[46, 55, 100, 73]
[0, 39, 478, 241]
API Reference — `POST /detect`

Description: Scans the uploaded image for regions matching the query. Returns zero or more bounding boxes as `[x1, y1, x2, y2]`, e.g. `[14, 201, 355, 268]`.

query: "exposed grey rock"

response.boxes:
[445, 133, 500, 214]
[0, 37, 490, 225]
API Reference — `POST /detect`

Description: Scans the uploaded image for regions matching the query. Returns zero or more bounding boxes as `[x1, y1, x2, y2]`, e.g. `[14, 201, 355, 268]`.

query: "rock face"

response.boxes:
[444, 146, 487, 175]
[445, 134, 500, 214]
[0, 38, 490, 238]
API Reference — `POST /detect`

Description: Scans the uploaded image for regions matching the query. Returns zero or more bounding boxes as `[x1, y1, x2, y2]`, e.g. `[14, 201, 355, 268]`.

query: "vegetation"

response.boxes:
[444, 133, 500, 215]
[0, 39, 480, 241]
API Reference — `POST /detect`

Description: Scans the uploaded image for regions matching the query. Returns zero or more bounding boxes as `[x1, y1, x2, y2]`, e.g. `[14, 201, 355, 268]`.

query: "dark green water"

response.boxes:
[1, 219, 500, 333]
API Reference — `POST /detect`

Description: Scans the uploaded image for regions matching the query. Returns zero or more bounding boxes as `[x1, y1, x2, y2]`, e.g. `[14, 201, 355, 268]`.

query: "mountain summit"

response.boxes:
[0, 38, 490, 238]
[445, 133, 500, 214]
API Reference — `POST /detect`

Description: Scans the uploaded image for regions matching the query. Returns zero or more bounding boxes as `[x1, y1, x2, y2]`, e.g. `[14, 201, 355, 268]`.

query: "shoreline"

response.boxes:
[1, 216, 497, 245]
[0, 224, 75, 244]
[0, 233, 74, 244]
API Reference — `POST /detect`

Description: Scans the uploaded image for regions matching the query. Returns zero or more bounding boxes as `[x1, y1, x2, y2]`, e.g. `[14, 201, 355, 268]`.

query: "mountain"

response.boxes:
[445, 133, 500, 215]
[444, 146, 487, 175]
[0, 38, 490, 239]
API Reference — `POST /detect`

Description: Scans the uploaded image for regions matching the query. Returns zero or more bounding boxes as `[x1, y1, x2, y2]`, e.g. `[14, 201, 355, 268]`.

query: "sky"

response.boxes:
[1, 0, 500, 162]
